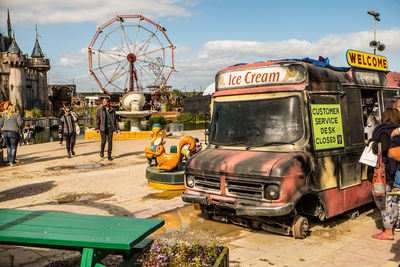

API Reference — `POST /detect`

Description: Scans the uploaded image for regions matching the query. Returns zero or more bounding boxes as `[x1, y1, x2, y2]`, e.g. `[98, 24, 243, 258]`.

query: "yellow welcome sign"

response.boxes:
[346, 49, 388, 71]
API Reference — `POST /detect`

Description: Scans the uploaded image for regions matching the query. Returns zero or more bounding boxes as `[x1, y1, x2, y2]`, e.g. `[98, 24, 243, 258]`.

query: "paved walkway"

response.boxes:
[0, 130, 399, 266]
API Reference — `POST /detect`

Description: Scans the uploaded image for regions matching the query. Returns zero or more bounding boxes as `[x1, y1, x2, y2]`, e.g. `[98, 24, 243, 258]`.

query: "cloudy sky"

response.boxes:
[1, 0, 399, 93]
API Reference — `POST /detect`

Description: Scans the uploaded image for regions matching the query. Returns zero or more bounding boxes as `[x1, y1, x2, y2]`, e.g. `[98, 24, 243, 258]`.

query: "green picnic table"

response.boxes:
[0, 209, 164, 267]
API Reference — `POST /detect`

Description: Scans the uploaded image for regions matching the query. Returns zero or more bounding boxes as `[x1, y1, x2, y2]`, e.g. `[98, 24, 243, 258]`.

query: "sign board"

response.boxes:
[311, 104, 344, 150]
[346, 49, 388, 71]
[353, 69, 387, 86]
[216, 64, 306, 90]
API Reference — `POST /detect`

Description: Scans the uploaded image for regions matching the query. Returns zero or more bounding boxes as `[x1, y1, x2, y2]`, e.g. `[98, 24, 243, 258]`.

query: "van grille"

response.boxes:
[191, 174, 264, 198]
[226, 179, 263, 199]
[194, 175, 221, 192]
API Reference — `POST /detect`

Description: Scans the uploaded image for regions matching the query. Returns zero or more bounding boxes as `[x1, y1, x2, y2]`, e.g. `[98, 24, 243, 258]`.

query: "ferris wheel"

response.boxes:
[88, 14, 175, 95]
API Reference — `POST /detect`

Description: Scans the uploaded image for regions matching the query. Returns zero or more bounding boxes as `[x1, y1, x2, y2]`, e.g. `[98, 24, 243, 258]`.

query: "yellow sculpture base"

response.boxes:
[85, 130, 152, 140]
[148, 181, 186, 190]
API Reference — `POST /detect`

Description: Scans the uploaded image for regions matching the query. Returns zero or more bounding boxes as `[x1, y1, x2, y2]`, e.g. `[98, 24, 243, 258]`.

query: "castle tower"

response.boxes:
[3, 37, 26, 112]
[29, 27, 50, 110]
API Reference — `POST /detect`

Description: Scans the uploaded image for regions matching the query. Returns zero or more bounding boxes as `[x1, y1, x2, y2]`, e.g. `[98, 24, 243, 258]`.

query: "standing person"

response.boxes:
[58, 107, 78, 158]
[57, 106, 65, 145]
[389, 99, 400, 232]
[0, 104, 22, 166]
[95, 98, 119, 161]
[370, 107, 400, 240]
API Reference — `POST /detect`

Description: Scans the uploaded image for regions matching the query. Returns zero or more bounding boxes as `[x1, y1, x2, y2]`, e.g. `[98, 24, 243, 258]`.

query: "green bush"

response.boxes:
[176, 113, 194, 123]
[196, 112, 208, 121]
[148, 116, 167, 127]
[25, 108, 43, 118]
[123, 120, 131, 131]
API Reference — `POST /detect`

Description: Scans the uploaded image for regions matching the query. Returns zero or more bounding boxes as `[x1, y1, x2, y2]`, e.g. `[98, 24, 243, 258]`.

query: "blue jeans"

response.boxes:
[394, 165, 400, 188]
[3, 131, 19, 164]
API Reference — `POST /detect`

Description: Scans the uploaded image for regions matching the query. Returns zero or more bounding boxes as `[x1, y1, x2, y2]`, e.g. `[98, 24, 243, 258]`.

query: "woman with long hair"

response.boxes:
[370, 107, 400, 240]
[0, 104, 22, 166]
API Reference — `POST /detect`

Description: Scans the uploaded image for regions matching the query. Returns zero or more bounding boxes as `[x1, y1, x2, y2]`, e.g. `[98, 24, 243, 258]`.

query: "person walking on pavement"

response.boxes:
[0, 104, 22, 166]
[57, 106, 65, 145]
[95, 98, 119, 161]
[58, 107, 78, 158]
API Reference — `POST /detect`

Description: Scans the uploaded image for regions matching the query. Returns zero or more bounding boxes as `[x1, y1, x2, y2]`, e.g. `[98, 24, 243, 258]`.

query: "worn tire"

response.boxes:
[200, 204, 211, 220]
[292, 216, 309, 239]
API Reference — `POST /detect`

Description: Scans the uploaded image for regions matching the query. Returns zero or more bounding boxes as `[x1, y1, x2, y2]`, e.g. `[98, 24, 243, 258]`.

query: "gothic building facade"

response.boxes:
[0, 11, 50, 112]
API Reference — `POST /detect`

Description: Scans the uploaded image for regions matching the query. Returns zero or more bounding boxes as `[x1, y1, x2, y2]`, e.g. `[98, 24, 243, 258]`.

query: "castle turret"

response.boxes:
[29, 29, 50, 110]
[3, 37, 27, 112]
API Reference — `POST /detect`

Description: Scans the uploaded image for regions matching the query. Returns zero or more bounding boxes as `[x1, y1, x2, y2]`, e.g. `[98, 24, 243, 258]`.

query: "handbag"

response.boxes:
[359, 142, 378, 167]
[372, 152, 386, 197]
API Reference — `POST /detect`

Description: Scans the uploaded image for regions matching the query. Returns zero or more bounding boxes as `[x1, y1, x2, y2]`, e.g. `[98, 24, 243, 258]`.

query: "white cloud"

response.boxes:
[51, 28, 400, 91]
[171, 28, 400, 89]
[57, 47, 88, 67]
[1, 0, 194, 25]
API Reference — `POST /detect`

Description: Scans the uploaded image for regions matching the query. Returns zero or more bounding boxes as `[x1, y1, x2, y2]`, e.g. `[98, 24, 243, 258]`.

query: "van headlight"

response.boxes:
[186, 175, 195, 188]
[264, 184, 279, 200]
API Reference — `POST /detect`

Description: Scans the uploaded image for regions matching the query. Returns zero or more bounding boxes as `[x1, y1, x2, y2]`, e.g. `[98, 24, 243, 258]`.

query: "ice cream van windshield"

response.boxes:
[210, 96, 304, 147]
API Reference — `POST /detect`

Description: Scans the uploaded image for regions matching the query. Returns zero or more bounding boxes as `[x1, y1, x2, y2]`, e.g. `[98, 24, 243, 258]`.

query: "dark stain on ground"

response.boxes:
[141, 190, 184, 201]
[56, 192, 114, 203]
[47, 163, 106, 171]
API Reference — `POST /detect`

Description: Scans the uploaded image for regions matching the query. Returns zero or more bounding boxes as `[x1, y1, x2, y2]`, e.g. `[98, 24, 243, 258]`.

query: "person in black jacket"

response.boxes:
[95, 98, 119, 160]
[57, 106, 65, 145]
[58, 107, 78, 158]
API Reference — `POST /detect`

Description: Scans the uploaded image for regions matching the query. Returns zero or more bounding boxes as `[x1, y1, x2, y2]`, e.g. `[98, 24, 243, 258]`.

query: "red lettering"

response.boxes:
[349, 52, 356, 63]
[231, 75, 238, 85]
[236, 76, 242, 85]
[377, 58, 383, 68]
[367, 56, 371, 66]
[245, 72, 251, 83]
[373, 57, 377, 66]
[269, 72, 280, 82]
[261, 73, 268, 82]
[255, 73, 261, 83]
[250, 73, 256, 83]
[383, 59, 388, 69]
[229, 74, 232, 86]
[362, 54, 366, 65]
[357, 54, 362, 65]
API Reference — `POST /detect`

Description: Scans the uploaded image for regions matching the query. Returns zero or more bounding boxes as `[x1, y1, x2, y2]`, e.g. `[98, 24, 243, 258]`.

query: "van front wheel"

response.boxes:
[292, 216, 309, 239]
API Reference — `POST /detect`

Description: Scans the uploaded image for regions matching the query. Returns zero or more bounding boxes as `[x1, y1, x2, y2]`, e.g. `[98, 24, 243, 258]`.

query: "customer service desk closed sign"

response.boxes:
[311, 104, 344, 150]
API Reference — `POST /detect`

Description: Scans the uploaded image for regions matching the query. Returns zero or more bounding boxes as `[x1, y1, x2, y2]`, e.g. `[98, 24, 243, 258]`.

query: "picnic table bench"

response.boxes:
[0, 209, 164, 267]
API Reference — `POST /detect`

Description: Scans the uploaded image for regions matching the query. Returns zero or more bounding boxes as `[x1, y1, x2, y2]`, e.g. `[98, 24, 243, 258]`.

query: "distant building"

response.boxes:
[0, 10, 50, 112]
[48, 84, 76, 114]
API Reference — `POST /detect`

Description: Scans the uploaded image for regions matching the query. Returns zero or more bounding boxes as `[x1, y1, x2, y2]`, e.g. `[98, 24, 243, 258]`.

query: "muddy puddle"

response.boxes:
[48, 163, 106, 171]
[151, 204, 245, 244]
[150, 203, 379, 243]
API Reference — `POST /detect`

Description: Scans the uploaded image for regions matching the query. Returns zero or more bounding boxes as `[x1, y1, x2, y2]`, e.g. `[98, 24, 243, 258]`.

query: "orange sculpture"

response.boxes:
[145, 124, 197, 171]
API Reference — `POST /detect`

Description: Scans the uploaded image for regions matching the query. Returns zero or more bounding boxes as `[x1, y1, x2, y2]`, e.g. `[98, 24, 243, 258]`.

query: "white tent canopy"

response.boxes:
[203, 82, 215, 96]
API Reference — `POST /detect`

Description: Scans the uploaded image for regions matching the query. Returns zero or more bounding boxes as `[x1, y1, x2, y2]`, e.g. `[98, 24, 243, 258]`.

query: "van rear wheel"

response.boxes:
[292, 216, 309, 239]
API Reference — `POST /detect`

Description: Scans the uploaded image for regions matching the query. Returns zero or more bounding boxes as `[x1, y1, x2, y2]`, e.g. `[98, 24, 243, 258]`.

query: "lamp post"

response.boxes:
[367, 10, 385, 55]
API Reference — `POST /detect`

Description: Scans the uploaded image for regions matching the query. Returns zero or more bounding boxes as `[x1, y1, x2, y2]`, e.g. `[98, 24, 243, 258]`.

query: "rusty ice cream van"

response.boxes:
[182, 56, 400, 238]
